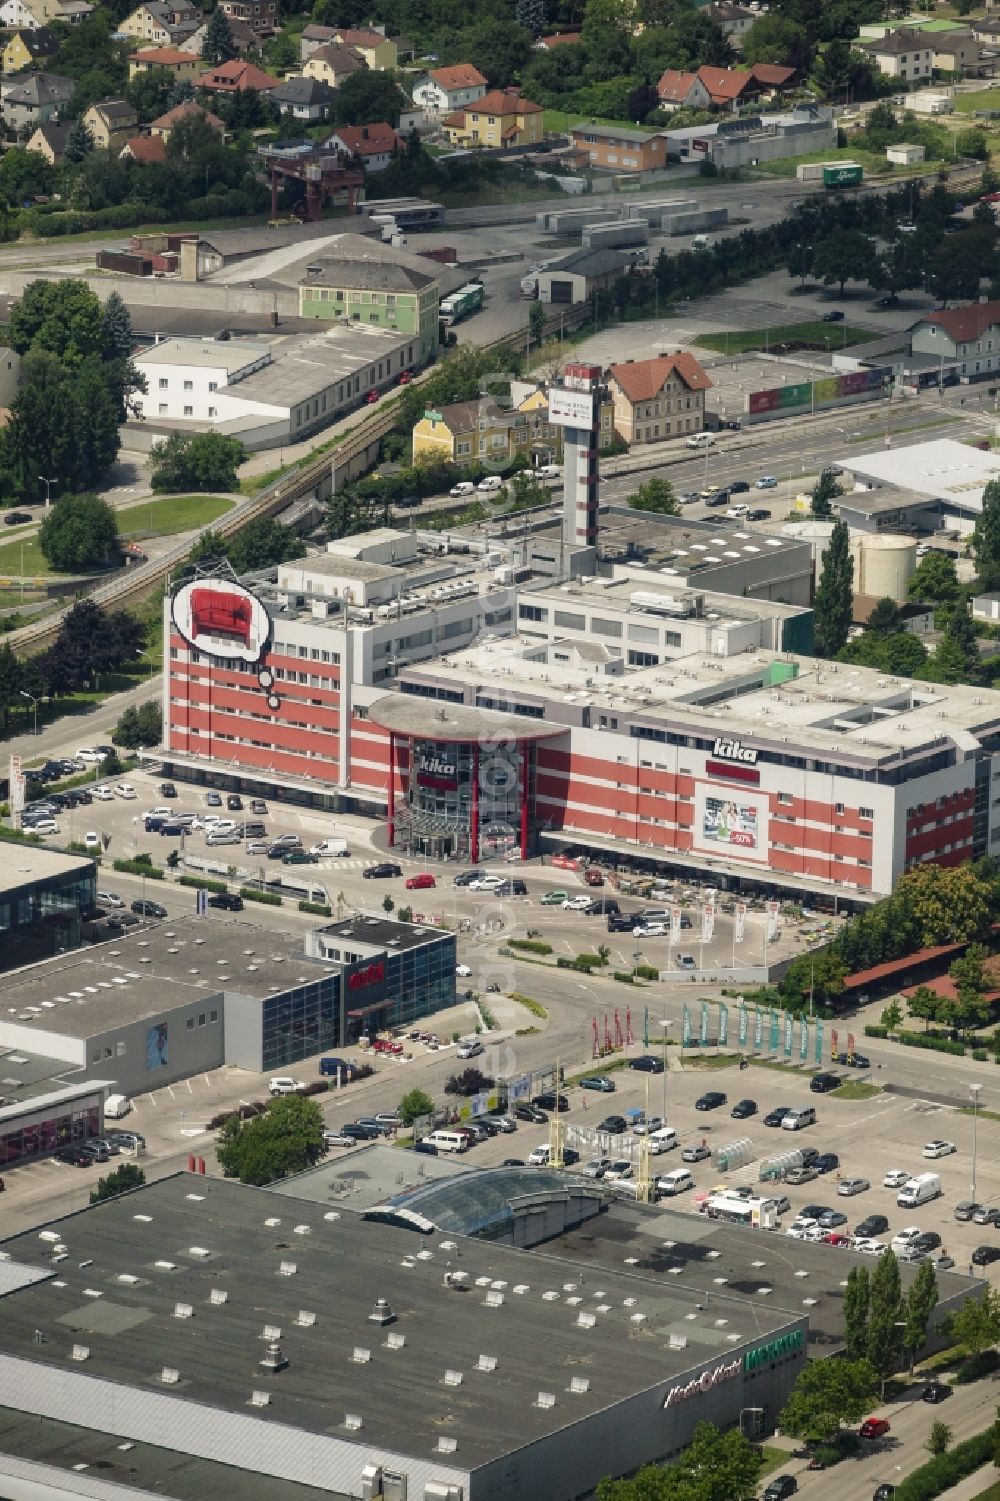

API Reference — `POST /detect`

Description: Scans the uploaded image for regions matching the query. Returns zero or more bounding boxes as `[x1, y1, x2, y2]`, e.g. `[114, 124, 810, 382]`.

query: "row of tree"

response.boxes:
[0, 598, 147, 738]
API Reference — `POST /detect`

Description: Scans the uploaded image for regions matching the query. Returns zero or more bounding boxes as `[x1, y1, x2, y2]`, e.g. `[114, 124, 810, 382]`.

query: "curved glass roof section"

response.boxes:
[365, 1166, 600, 1240]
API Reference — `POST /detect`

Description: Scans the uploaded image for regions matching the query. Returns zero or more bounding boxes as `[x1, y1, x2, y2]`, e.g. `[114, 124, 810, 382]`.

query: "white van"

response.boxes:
[477, 474, 505, 492]
[781, 1105, 817, 1131]
[428, 1129, 469, 1154]
[657, 1167, 694, 1197]
[528, 1143, 551, 1166]
[691, 234, 710, 250]
[897, 1171, 942, 1208]
[104, 1094, 131, 1119]
[449, 481, 475, 496]
[686, 432, 715, 450]
[648, 1126, 678, 1153]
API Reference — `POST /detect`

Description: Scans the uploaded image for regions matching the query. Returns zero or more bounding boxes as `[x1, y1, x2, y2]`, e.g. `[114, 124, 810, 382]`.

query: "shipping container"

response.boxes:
[823, 163, 862, 188]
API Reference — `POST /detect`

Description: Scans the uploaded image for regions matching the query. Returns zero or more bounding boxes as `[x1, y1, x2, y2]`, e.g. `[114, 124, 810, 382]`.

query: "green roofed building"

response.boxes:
[298, 231, 441, 365]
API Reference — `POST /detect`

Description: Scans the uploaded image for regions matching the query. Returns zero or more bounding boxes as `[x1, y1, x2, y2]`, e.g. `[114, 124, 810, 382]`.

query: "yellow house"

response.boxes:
[82, 98, 139, 149]
[442, 86, 543, 150]
[412, 390, 569, 467]
[331, 27, 396, 69]
[2, 25, 57, 72]
[127, 44, 200, 80]
[302, 42, 366, 88]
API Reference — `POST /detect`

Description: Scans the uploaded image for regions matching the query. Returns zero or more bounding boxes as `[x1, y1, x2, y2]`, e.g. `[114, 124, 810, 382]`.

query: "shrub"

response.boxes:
[508, 992, 547, 1018]
[634, 963, 659, 980]
[509, 938, 553, 955]
[954, 1349, 1000, 1384]
[898, 1031, 965, 1056]
[894, 1425, 997, 1501]
[864, 1024, 888, 1038]
[614, 970, 636, 983]
[178, 875, 228, 894]
[299, 900, 333, 916]
[972, 1048, 988, 1062]
[240, 887, 282, 905]
[445, 1067, 496, 1097]
[113, 858, 164, 878]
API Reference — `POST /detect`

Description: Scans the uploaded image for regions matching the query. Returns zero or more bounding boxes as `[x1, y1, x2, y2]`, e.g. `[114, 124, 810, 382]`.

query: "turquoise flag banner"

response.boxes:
[799, 1018, 809, 1062]
[783, 1011, 793, 1058]
[754, 1006, 764, 1051]
[682, 1005, 692, 1047]
[738, 1005, 748, 1048]
[700, 1001, 710, 1047]
[814, 1019, 824, 1064]
[719, 1003, 729, 1048]
[769, 1009, 780, 1053]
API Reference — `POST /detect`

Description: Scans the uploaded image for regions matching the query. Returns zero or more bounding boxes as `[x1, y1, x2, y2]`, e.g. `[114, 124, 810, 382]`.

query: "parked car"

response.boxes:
[922, 1383, 952, 1404]
[756, 474, 777, 489]
[131, 899, 167, 918]
[838, 1177, 870, 1197]
[540, 889, 569, 905]
[695, 1092, 726, 1111]
[580, 1075, 616, 1093]
[822, 309, 845, 322]
[597, 1115, 628, 1134]
[363, 862, 402, 879]
[973, 1245, 1000, 1265]
[582, 1157, 612, 1179]
[514, 1103, 547, 1124]
[269, 1077, 307, 1096]
[836, 1051, 871, 1068]
[205, 792, 222, 806]
[764, 1106, 793, 1127]
[682, 1143, 711, 1163]
[763, 1478, 797, 1501]
[207, 893, 244, 911]
[456, 1040, 484, 1059]
[55, 1147, 93, 1167]
[785, 1165, 819, 1185]
[226, 794, 243, 810]
[406, 872, 436, 890]
[4, 510, 32, 525]
[628, 1055, 664, 1074]
[731, 1099, 757, 1119]
[97, 890, 125, 909]
[955, 1201, 981, 1221]
[855, 1214, 889, 1238]
[923, 1140, 956, 1159]
[814, 1153, 840, 1174]
[858, 1418, 890, 1440]
[533, 1092, 569, 1113]
[883, 1169, 911, 1188]
[810, 1072, 841, 1094]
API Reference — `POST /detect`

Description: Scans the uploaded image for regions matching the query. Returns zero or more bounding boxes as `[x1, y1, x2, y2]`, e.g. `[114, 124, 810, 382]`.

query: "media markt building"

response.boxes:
[659, 1326, 807, 1447]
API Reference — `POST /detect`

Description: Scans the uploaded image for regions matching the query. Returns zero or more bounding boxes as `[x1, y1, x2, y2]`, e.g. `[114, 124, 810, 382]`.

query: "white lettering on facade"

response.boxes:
[662, 1357, 741, 1408]
[712, 738, 758, 765]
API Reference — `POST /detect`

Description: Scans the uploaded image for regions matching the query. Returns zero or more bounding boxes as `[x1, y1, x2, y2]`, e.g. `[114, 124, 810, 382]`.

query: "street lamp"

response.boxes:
[660, 1017, 670, 1122]
[38, 475, 57, 509]
[18, 689, 37, 737]
[970, 1083, 983, 1203]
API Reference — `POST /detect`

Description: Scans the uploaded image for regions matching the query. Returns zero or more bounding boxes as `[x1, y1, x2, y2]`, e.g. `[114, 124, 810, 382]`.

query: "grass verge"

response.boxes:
[117, 493, 234, 537]
[758, 1447, 791, 1481]
[0, 531, 52, 576]
[832, 1081, 880, 1100]
[508, 991, 549, 1019]
[681, 1053, 736, 1069]
[952, 87, 1000, 113]
[693, 321, 876, 355]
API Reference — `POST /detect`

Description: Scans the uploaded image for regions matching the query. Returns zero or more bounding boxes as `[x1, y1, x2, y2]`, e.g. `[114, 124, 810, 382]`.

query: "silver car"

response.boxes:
[582, 1157, 612, 1179]
[681, 1143, 711, 1163]
[837, 1176, 870, 1197]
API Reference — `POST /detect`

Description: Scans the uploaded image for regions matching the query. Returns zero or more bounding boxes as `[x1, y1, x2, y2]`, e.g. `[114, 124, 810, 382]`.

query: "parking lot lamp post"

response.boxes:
[18, 689, 37, 737]
[971, 1083, 983, 1202]
[38, 475, 56, 509]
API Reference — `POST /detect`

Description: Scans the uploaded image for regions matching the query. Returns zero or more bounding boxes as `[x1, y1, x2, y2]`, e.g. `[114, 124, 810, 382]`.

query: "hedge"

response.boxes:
[113, 858, 164, 879]
[894, 1423, 997, 1501]
[954, 1349, 1000, 1385]
[634, 963, 659, 981]
[508, 938, 553, 955]
[898, 1030, 965, 1056]
[0, 826, 41, 844]
[614, 970, 636, 983]
[864, 1024, 888, 1038]
[178, 875, 228, 894]
[299, 900, 333, 916]
[240, 887, 282, 906]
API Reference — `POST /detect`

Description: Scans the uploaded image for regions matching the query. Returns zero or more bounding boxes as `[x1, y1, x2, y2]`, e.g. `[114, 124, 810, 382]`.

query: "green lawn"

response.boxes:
[681, 1052, 735, 1069]
[755, 146, 912, 179]
[952, 88, 1000, 114]
[0, 532, 51, 577]
[971, 1483, 1000, 1501]
[758, 1447, 791, 1481]
[116, 493, 234, 538]
[694, 321, 877, 355]
[543, 108, 659, 134]
[832, 1080, 880, 1100]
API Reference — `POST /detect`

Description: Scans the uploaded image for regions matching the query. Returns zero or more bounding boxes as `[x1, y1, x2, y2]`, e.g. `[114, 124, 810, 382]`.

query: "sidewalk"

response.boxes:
[934, 1465, 995, 1501]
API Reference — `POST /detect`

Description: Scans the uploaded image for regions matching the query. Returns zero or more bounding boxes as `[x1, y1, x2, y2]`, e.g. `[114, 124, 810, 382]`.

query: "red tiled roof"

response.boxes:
[441, 109, 465, 128]
[697, 64, 756, 101]
[842, 941, 966, 991]
[330, 122, 400, 156]
[900, 975, 1000, 1005]
[121, 133, 167, 162]
[608, 353, 712, 402]
[539, 31, 581, 46]
[468, 87, 542, 115]
[657, 68, 697, 102]
[918, 301, 1000, 343]
[198, 58, 279, 90]
[749, 62, 795, 86]
[131, 45, 195, 63]
[150, 98, 223, 130]
[428, 63, 487, 88]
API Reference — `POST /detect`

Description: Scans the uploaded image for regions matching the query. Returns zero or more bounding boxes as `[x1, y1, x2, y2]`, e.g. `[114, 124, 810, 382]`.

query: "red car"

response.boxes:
[372, 1038, 403, 1055]
[822, 1232, 850, 1247]
[397, 370, 413, 384]
[366, 390, 380, 403]
[859, 1418, 890, 1439]
[584, 869, 604, 886]
[551, 853, 580, 871]
[406, 872, 436, 890]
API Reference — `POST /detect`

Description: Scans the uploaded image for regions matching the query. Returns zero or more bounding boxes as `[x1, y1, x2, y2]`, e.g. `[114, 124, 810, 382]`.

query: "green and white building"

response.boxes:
[298, 233, 441, 365]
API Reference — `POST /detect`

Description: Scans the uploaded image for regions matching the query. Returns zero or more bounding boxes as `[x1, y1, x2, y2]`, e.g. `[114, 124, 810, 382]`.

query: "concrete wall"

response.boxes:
[82, 993, 226, 1097]
[223, 990, 265, 1071]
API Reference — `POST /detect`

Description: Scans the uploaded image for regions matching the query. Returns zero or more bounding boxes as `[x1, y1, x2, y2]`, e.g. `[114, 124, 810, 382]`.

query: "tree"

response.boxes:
[596, 1420, 762, 1501]
[579, 0, 634, 79]
[867, 1246, 903, 1390]
[202, 5, 238, 63]
[928, 606, 981, 686]
[398, 1088, 435, 1127]
[880, 999, 903, 1032]
[948, 1286, 1000, 1356]
[38, 492, 119, 571]
[89, 1162, 146, 1204]
[866, 597, 900, 637]
[216, 1094, 326, 1185]
[926, 1422, 952, 1457]
[812, 229, 876, 296]
[813, 518, 853, 657]
[743, 14, 812, 69]
[956, 127, 988, 161]
[907, 984, 944, 1032]
[227, 517, 305, 573]
[908, 549, 959, 605]
[64, 117, 95, 164]
[113, 700, 161, 748]
[974, 478, 1000, 578]
[149, 431, 245, 492]
[844, 1264, 870, 1362]
[779, 1358, 878, 1444]
[902, 1260, 939, 1372]
[811, 467, 842, 517]
[515, 0, 548, 35]
[627, 476, 678, 515]
[101, 291, 134, 362]
[897, 862, 991, 946]
[8, 279, 105, 366]
[528, 298, 546, 347]
[334, 68, 405, 126]
[382, 894, 395, 914]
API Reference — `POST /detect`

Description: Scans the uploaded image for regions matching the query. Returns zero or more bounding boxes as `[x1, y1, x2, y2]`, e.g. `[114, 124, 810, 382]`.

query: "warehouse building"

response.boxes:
[0, 1173, 811, 1501]
[0, 847, 96, 974]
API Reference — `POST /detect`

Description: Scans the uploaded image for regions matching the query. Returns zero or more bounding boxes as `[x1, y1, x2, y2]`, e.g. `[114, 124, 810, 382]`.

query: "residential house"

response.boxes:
[857, 29, 934, 81]
[704, 1, 755, 47]
[657, 62, 793, 111]
[302, 44, 366, 88]
[606, 352, 712, 444]
[25, 119, 69, 163]
[127, 45, 201, 80]
[411, 64, 487, 116]
[270, 75, 337, 121]
[219, 0, 277, 37]
[178, 14, 259, 54]
[0, 0, 90, 25]
[83, 99, 140, 150]
[299, 21, 339, 58]
[569, 121, 666, 171]
[197, 58, 280, 93]
[442, 87, 543, 149]
[910, 301, 1000, 381]
[536, 31, 582, 47]
[120, 133, 168, 162]
[2, 26, 57, 72]
[120, 0, 199, 45]
[324, 121, 402, 172]
[2, 72, 73, 129]
[298, 233, 440, 362]
[972, 17, 1000, 44]
[656, 70, 711, 110]
[149, 97, 225, 140]
[329, 27, 397, 69]
[931, 29, 994, 73]
[412, 396, 536, 467]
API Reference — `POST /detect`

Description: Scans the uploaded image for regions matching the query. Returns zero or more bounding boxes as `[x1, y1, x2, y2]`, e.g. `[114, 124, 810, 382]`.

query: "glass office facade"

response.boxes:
[0, 862, 96, 974]
[261, 974, 342, 1073]
[0, 1099, 101, 1168]
[344, 935, 457, 1044]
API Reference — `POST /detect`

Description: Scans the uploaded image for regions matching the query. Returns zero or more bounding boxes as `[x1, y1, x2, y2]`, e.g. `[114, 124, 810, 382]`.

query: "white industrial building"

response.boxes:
[838, 437, 1000, 535]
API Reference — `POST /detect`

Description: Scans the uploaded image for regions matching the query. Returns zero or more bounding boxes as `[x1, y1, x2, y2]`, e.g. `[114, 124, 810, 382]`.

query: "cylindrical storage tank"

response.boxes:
[781, 519, 835, 567]
[852, 533, 917, 601]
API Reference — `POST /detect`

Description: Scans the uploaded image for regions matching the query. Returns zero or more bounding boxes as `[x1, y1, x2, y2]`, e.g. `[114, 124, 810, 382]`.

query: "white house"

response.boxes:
[410, 62, 487, 116]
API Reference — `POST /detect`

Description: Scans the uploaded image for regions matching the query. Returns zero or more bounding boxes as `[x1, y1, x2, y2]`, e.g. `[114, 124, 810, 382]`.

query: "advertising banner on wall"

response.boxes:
[747, 365, 892, 419]
[696, 788, 767, 864]
[171, 576, 279, 711]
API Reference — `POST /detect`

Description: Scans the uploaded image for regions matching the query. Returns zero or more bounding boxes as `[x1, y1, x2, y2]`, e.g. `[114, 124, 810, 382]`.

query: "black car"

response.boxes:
[131, 899, 167, 918]
[586, 897, 619, 915]
[597, 1115, 628, 1134]
[608, 913, 638, 932]
[922, 1383, 952, 1404]
[764, 1106, 792, 1127]
[747, 508, 771, 521]
[364, 863, 402, 879]
[55, 1147, 93, 1167]
[340, 1121, 381, 1141]
[731, 1099, 757, 1119]
[3, 510, 31, 524]
[856, 1213, 889, 1237]
[695, 1092, 726, 1111]
[145, 816, 167, 833]
[728, 479, 750, 494]
[159, 822, 185, 836]
[703, 491, 729, 508]
[972, 1245, 1000, 1266]
[79, 1141, 109, 1163]
[836, 1050, 871, 1069]
[874, 1487, 895, 1501]
[207, 892, 244, 911]
[814, 1153, 840, 1174]
[226, 794, 243, 810]
[913, 1231, 942, 1253]
[810, 1072, 841, 1093]
[266, 839, 302, 859]
[160, 782, 177, 797]
[454, 869, 486, 886]
[628, 1055, 664, 1074]
[763, 1478, 797, 1501]
[822, 309, 844, 322]
[532, 1092, 569, 1112]
[514, 1103, 547, 1124]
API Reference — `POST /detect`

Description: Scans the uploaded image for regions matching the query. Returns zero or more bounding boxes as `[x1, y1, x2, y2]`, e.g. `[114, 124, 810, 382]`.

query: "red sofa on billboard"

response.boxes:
[189, 587, 252, 645]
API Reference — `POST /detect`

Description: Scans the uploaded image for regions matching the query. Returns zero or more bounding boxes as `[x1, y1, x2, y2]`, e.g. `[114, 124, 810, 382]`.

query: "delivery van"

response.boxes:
[897, 1172, 942, 1208]
[657, 1168, 694, 1196]
[428, 1129, 469, 1154]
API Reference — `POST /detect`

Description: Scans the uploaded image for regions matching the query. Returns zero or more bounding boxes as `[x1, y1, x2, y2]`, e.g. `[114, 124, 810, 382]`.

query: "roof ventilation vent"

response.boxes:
[668, 1334, 688, 1350]
[477, 1354, 498, 1372]
[485, 1290, 504, 1308]
[173, 1303, 193, 1320]
[369, 1298, 395, 1325]
[437, 1438, 458, 1455]
[278, 1261, 297, 1277]
[70, 1345, 90, 1362]
[443, 1369, 463, 1386]
[386, 1332, 405, 1350]
[210, 1289, 228, 1306]
[444, 1270, 468, 1290]
[570, 1377, 590, 1394]
[536, 1392, 556, 1409]
[250, 1391, 270, 1408]
[295, 1310, 316, 1327]
[345, 1414, 363, 1431]
[262, 1323, 281, 1341]
[160, 1368, 180, 1384]
[260, 1342, 288, 1373]
[513, 1283, 529, 1295]
[577, 1311, 597, 1329]
[353, 1347, 371, 1364]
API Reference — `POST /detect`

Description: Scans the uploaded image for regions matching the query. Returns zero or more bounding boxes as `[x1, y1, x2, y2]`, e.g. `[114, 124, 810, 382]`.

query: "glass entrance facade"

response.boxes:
[390, 737, 532, 861]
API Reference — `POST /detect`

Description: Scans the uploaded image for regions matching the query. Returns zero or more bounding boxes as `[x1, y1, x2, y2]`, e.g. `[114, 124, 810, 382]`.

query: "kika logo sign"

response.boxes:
[172, 578, 280, 712]
[348, 962, 385, 991]
[712, 737, 758, 766]
[663, 1358, 741, 1408]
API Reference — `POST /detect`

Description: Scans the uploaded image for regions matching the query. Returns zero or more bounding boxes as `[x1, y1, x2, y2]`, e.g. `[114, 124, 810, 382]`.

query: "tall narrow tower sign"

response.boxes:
[548, 362, 602, 550]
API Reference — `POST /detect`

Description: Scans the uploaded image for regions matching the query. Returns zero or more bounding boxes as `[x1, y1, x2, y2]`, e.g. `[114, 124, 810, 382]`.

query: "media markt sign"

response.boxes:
[663, 1358, 741, 1408]
[744, 1329, 804, 1373]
